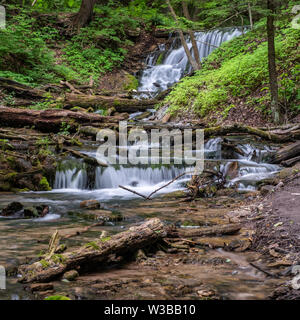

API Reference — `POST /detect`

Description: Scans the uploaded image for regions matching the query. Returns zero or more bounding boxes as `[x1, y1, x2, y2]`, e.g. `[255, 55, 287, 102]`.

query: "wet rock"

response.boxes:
[24, 205, 49, 218]
[80, 200, 100, 210]
[63, 270, 79, 281]
[24, 207, 39, 218]
[1, 202, 23, 216]
[36, 205, 49, 217]
[3, 259, 19, 276]
[70, 209, 122, 222]
[25, 283, 54, 292]
[260, 185, 274, 196]
[197, 289, 215, 298]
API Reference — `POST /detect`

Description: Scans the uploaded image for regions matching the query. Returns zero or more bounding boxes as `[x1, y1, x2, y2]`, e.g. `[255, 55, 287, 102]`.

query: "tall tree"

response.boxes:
[182, 1, 201, 68]
[72, 0, 97, 29]
[248, 2, 253, 30]
[166, 0, 200, 71]
[267, 0, 280, 124]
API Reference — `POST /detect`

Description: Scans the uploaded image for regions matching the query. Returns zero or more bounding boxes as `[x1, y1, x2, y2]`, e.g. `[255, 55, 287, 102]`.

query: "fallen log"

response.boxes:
[281, 156, 300, 167]
[18, 218, 166, 283]
[62, 147, 108, 167]
[127, 123, 297, 142]
[270, 141, 300, 164]
[0, 107, 123, 132]
[62, 93, 159, 113]
[0, 77, 45, 99]
[168, 223, 242, 238]
[203, 125, 289, 143]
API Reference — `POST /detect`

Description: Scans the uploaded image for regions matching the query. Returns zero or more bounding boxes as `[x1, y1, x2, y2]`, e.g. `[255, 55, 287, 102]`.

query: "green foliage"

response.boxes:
[44, 295, 71, 300]
[0, 9, 61, 85]
[59, 122, 71, 136]
[39, 176, 51, 191]
[0, 1, 174, 86]
[166, 20, 300, 118]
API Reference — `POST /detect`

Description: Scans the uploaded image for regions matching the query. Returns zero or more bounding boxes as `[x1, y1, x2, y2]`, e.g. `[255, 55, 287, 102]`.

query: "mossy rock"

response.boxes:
[63, 270, 79, 281]
[39, 176, 51, 191]
[123, 73, 139, 91]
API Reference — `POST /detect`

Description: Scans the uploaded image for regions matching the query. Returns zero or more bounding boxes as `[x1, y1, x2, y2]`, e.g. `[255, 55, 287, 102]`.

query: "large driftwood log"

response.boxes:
[0, 107, 124, 132]
[62, 93, 158, 112]
[18, 218, 166, 283]
[270, 141, 300, 164]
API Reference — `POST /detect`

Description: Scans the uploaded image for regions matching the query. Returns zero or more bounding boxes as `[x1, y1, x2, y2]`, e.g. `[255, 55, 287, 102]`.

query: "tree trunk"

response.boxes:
[182, 1, 201, 68]
[166, 0, 200, 71]
[71, 0, 97, 29]
[248, 2, 253, 30]
[267, 0, 281, 124]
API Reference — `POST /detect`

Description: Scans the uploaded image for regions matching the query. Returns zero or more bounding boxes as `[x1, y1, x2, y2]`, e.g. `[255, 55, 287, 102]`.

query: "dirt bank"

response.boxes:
[230, 162, 300, 299]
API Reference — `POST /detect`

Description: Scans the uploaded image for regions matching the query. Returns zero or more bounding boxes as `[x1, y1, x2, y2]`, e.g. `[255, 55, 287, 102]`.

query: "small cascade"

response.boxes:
[205, 137, 223, 159]
[94, 166, 185, 189]
[54, 168, 88, 190]
[138, 28, 244, 97]
[52, 137, 280, 196]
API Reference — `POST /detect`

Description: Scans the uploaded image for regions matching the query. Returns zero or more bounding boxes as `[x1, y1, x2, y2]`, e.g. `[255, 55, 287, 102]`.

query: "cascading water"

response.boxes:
[138, 28, 244, 97]
[52, 137, 280, 198]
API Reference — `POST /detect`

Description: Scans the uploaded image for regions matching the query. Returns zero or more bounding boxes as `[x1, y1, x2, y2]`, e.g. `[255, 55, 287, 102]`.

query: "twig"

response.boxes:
[250, 262, 279, 278]
[60, 81, 83, 95]
[119, 185, 149, 200]
[119, 171, 194, 200]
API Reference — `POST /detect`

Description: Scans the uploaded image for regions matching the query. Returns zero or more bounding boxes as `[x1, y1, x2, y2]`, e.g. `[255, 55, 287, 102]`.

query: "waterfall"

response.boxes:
[52, 138, 280, 195]
[94, 166, 185, 189]
[138, 28, 244, 97]
[54, 168, 88, 190]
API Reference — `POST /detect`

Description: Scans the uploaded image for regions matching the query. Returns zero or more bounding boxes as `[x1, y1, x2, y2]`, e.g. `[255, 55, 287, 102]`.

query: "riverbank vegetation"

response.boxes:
[165, 1, 300, 124]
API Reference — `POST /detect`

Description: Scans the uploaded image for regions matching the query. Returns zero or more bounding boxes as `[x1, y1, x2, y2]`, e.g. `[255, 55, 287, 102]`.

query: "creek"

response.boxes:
[0, 28, 284, 300]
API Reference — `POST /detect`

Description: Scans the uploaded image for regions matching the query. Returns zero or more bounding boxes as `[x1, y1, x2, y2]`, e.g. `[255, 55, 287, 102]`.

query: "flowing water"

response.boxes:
[137, 28, 244, 98]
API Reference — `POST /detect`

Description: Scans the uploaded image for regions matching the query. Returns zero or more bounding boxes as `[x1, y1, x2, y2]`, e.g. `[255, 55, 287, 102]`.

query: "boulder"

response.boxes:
[24, 205, 49, 218]
[63, 270, 79, 281]
[260, 185, 274, 196]
[80, 200, 100, 210]
[1, 202, 23, 216]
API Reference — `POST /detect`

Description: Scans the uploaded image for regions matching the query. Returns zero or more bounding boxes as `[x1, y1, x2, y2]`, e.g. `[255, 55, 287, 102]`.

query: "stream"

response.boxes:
[0, 28, 284, 300]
